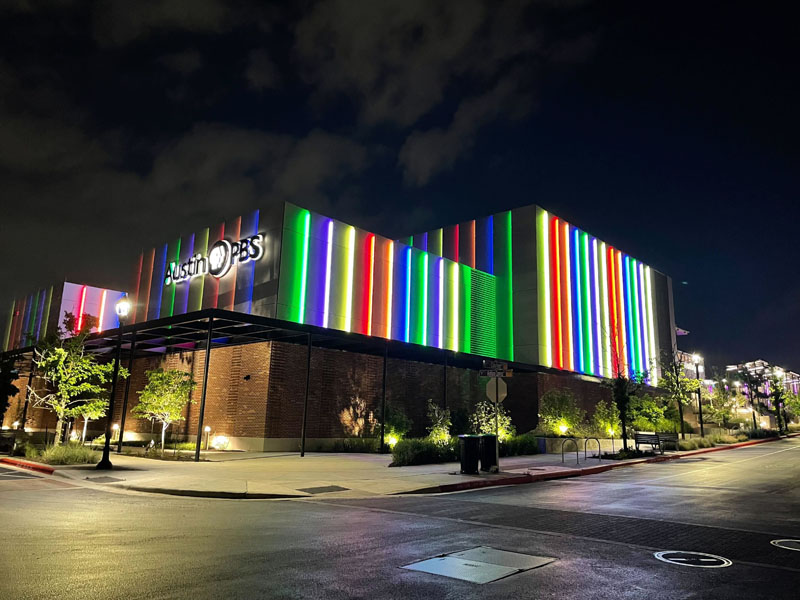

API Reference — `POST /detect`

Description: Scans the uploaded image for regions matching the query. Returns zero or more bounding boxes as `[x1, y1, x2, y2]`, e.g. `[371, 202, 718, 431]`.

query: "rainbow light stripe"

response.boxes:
[536, 207, 658, 380]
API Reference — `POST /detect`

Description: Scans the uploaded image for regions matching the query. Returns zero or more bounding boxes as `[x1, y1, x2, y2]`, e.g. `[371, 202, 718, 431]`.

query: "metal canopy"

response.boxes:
[4, 308, 543, 374]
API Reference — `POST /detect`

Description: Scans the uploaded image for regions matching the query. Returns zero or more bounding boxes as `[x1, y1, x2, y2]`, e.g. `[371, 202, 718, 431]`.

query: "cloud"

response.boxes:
[245, 49, 280, 91]
[92, 0, 233, 46]
[159, 49, 203, 75]
[398, 73, 533, 185]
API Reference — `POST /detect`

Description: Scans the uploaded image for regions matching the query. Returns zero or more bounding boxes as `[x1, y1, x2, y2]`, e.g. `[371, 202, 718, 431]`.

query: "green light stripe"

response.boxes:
[461, 264, 471, 353]
[41, 287, 52, 340]
[28, 290, 40, 345]
[420, 252, 428, 345]
[505, 211, 513, 361]
[628, 258, 641, 373]
[298, 211, 311, 323]
[169, 238, 181, 317]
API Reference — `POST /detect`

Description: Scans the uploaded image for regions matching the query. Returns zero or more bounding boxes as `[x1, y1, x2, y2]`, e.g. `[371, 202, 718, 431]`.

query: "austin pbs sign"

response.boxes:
[164, 233, 264, 286]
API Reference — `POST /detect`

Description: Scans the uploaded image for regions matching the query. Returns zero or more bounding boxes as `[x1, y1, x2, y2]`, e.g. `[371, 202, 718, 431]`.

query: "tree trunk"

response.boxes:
[161, 422, 168, 452]
[82, 418, 89, 444]
[677, 398, 685, 439]
[53, 417, 64, 446]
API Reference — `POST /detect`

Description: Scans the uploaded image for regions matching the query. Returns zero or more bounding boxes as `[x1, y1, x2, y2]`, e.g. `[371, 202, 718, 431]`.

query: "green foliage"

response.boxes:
[603, 448, 655, 460]
[133, 368, 197, 450]
[0, 355, 19, 426]
[471, 400, 515, 440]
[383, 404, 412, 441]
[592, 398, 621, 437]
[629, 394, 666, 424]
[747, 428, 779, 439]
[326, 438, 380, 453]
[630, 416, 656, 432]
[426, 399, 452, 445]
[35, 443, 100, 465]
[501, 434, 540, 457]
[28, 312, 128, 445]
[390, 438, 458, 466]
[537, 388, 586, 436]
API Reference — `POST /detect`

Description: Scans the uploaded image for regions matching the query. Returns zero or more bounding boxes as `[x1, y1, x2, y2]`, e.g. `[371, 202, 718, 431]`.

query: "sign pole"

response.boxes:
[494, 376, 500, 473]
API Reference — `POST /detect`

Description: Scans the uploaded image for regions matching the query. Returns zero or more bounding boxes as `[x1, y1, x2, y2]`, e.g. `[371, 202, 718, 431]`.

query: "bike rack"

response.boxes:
[584, 437, 601, 461]
[561, 437, 579, 464]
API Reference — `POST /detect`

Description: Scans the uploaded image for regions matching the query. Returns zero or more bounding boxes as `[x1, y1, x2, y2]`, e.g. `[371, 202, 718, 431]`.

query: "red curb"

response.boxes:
[0, 457, 55, 475]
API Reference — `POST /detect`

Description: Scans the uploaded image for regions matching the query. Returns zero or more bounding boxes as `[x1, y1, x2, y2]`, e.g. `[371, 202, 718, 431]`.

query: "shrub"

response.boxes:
[471, 400, 515, 440]
[678, 439, 698, 451]
[37, 443, 99, 465]
[501, 434, 539, 457]
[592, 398, 620, 438]
[747, 428, 779, 439]
[694, 437, 714, 448]
[787, 423, 800, 433]
[328, 438, 380, 453]
[631, 416, 655, 432]
[655, 417, 679, 433]
[538, 389, 586, 436]
[390, 438, 458, 466]
[709, 434, 738, 445]
[602, 448, 655, 460]
[427, 399, 452, 445]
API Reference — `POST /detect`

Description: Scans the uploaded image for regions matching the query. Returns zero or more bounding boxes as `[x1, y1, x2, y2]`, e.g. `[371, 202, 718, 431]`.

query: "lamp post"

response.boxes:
[692, 354, 705, 437]
[97, 295, 131, 470]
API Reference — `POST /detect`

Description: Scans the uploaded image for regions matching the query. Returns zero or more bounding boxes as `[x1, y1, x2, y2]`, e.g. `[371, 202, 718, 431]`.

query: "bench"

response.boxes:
[634, 433, 663, 454]
[657, 432, 679, 450]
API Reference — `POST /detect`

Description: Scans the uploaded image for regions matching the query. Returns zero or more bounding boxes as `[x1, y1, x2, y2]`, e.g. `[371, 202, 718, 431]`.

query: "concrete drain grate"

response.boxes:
[402, 546, 556, 584]
[85, 476, 124, 483]
[296, 485, 350, 494]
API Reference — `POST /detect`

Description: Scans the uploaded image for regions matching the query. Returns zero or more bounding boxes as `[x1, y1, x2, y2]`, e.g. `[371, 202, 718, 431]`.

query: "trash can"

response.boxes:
[458, 435, 480, 474]
[480, 434, 497, 472]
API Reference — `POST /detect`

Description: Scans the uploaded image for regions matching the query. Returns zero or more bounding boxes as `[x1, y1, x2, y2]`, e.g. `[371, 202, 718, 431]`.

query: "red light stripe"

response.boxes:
[606, 246, 618, 374]
[550, 216, 562, 369]
[454, 224, 459, 263]
[561, 222, 573, 370]
[470, 220, 476, 268]
[363, 234, 375, 335]
[76, 285, 87, 332]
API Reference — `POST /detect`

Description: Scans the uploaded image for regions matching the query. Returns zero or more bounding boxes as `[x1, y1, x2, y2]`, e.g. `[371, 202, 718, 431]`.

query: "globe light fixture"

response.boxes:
[115, 294, 132, 323]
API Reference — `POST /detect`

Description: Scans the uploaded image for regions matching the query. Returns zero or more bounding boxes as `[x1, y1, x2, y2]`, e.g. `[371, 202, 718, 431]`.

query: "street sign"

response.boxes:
[479, 369, 513, 378]
[486, 378, 507, 403]
[653, 551, 732, 568]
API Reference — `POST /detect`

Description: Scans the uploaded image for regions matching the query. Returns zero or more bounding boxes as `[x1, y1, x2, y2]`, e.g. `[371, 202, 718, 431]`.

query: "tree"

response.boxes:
[0, 355, 19, 427]
[658, 350, 698, 439]
[538, 388, 586, 436]
[426, 399, 451, 445]
[767, 374, 787, 434]
[592, 397, 620, 438]
[28, 313, 125, 445]
[471, 400, 515, 441]
[705, 376, 737, 429]
[70, 397, 108, 443]
[735, 367, 764, 431]
[132, 368, 197, 451]
[604, 340, 646, 450]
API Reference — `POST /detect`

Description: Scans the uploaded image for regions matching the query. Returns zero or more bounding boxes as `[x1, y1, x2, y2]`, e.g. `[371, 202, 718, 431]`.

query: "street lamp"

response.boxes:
[692, 354, 705, 437]
[97, 294, 131, 470]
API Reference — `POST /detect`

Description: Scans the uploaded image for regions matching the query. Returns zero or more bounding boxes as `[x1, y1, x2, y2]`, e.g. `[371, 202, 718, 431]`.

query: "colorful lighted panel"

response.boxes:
[535, 207, 660, 383]
[130, 208, 282, 324]
[277, 204, 513, 360]
[2, 282, 126, 352]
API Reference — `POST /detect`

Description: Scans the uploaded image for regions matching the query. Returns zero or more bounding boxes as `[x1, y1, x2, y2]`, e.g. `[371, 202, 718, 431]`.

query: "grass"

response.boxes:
[27, 443, 100, 465]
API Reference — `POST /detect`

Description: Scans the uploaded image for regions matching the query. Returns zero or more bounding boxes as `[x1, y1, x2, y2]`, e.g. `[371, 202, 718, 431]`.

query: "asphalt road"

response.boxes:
[1, 438, 799, 599]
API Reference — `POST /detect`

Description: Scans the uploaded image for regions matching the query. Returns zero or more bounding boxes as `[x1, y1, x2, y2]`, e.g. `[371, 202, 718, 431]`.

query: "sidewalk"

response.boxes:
[6, 434, 795, 499]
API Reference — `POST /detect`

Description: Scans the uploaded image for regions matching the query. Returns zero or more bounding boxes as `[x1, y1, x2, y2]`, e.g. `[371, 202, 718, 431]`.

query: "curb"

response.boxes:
[0, 457, 55, 475]
[122, 485, 307, 500]
[403, 433, 797, 495]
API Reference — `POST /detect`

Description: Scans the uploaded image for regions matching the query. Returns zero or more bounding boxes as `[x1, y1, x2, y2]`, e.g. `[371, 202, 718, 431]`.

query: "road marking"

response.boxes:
[654, 551, 732, 568]
[771, 539, 800, 552]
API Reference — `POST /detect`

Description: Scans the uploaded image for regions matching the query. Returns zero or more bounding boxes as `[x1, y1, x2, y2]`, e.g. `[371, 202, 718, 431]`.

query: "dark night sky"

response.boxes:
[0, 1, 797, 371]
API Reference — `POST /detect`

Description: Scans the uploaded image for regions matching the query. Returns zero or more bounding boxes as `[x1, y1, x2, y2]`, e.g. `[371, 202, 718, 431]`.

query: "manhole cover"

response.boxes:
[296, 485, 349, 494]
[654, 551, 732, 568]
[402, 547, 556, 584]
[85, 476, 124, 483]
[771, 539, 800, 552]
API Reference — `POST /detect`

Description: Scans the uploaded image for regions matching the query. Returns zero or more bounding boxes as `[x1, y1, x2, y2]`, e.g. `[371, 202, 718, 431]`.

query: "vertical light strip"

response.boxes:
[552, 217, 562, 368]
[41, 286, 52, 341]
[366, 234, 375, 335]
[344, 226, 356, 332]
[298, 211, 311, 324]
[438, 257, 444, 348]
[470, 219, 476, 268]
[453, 224, 459, 263]
[421, 253, 428, 346]
[645, 266, 658, 385]
[97, 289, 107, 333]
[599, 242, 611, 377]
[76, 285, 87, 332]
[562, 222, 573, 371]
[451, 261, 459, 351]
[623, 256, 636, 374]
[537, 210, 552, 367]
[487, 215, 494, 274]
[629, 258, 642, 374]
[404, 247, 412, 343]
[385, 241, 394, 339]
[592, 239, 602, 376]
[573, 229, 584, 373]
[636, 262, 648, 377]
[581, 232, 594, 374]
[505, 210, 514, 361]
[616, 251, 628, 375]
[322, 219, 334, 329]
